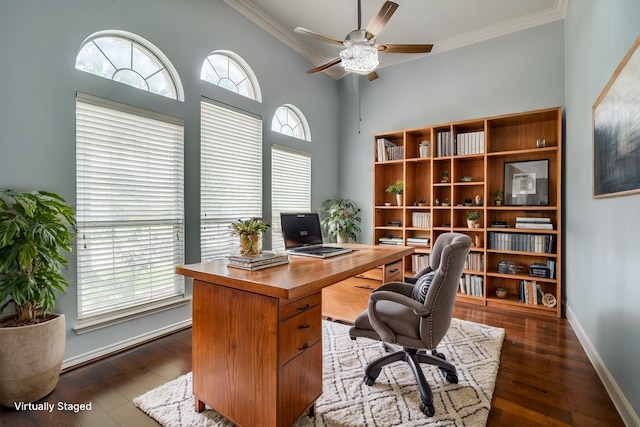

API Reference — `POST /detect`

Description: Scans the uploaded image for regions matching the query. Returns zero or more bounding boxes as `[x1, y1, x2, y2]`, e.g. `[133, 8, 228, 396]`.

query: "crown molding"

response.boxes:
[432, 0, 568, 54]
[223, 0, 344, 79]
[223, 0, 568, 80]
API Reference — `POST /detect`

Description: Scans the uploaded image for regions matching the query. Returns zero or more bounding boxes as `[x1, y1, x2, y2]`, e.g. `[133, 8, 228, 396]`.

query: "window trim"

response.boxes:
[76, 30, 185, 101]
[201, 50, 262, 102]
[272, 104, 311, 142]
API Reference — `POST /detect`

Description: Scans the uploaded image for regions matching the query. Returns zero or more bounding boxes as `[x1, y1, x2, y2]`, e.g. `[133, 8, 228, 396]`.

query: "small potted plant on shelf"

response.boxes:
[466, 211, 481, 228]
[494, 189, 504, 206]
[461, 174, 473, 182]
[319, 198, 361, 243]
[0, 189, 76, 405]
[385, 180, 404, 206]
[230, 218, 269, 256]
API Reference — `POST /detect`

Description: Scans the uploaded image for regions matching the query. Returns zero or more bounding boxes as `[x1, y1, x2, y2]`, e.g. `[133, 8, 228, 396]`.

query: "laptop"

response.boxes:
[280, 213, 352, 258]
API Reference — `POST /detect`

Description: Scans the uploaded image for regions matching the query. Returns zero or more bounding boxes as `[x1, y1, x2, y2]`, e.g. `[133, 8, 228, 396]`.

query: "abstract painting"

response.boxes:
[593, 36, 640, 198]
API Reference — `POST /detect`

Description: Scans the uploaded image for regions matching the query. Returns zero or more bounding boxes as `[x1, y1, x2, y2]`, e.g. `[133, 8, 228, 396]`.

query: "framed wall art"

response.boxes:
[504, 159, 549, 206]
[593, 36, 640, 198]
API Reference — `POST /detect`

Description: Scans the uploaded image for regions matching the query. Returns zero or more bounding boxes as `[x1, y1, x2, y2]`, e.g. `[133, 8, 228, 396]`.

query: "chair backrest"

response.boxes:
[420, 233, 472, 349]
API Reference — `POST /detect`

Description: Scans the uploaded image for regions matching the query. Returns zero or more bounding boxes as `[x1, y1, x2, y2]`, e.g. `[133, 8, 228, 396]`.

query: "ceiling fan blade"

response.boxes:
[306, 58, 342, 74]
[368, 71, 379, 81]
[378, 43, 433, 54]
[366, 1, 399, 39]
[294, 27, 344, 45]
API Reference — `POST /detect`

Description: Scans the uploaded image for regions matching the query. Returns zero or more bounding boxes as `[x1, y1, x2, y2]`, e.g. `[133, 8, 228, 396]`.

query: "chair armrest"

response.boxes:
[368, 286, 431, 343]
[369, 291, 430, 317]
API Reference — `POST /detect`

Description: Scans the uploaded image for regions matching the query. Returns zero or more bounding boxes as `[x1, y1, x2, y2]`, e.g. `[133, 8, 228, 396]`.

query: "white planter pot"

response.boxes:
[0, 314, 65, 406]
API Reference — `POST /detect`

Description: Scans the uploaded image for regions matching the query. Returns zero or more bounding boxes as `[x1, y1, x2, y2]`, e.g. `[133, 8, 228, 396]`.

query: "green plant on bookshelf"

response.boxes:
[466, 211, 481, 228]
[461, 174, 473, 182]
[494, 189, 504, 206]
[386, 180, 404, 206]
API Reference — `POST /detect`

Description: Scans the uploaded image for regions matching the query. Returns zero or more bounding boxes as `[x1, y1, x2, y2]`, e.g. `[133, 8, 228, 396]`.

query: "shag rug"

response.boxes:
[134, 318, 505, 426]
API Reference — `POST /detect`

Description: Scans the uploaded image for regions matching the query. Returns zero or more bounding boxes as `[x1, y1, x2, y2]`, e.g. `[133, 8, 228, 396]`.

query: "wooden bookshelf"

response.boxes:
[373, 107, 562, 318]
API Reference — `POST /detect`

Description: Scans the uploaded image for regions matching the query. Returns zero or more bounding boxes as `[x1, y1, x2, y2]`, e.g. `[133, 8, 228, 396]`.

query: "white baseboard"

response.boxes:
[62, 319, 192, 371]
[566, 306, 639, 427]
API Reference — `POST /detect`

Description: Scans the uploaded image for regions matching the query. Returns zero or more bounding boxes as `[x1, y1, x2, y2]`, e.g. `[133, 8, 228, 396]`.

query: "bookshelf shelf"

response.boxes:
[373, 107, 563, 318]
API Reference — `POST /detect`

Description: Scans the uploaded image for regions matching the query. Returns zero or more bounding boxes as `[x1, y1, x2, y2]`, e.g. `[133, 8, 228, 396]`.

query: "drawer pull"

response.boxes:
[298, 324, 311, 329]
[297, 303, 310, 311]
[388, 268, 399, 273]
[298, 342, 309, 351]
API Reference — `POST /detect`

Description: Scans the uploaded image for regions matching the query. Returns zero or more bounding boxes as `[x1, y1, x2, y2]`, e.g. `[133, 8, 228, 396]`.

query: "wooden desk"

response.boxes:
[176, 244, 413, 427]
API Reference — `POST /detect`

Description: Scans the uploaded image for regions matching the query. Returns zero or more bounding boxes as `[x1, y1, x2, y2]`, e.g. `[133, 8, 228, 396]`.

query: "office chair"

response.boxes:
[349, 232, 472, 416]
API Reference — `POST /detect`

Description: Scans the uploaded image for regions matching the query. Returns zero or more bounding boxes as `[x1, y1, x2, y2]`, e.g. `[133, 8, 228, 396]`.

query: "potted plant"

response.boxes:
[230, 218, 269, 256]
[386, 180, 404, 206]
[466, 211, 481, 228]
[494, 190, 504, 206]
[0, 190, 76, 405]
[319, 198, 361, 243]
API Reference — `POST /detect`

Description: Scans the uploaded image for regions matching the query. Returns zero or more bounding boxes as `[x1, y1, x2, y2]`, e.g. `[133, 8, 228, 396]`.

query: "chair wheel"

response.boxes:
[363, 375, 376, 386]
[445, 372, 458, 384]
[420, 402, 435, 417]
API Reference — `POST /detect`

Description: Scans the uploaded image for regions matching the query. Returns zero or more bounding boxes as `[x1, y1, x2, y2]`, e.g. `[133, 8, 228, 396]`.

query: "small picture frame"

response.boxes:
[504, 160, 549, 206]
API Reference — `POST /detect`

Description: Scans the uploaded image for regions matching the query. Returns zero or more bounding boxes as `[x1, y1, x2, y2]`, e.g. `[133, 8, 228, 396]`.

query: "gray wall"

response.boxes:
[0, 0, 340, 364]
[565, 0, 640, 420]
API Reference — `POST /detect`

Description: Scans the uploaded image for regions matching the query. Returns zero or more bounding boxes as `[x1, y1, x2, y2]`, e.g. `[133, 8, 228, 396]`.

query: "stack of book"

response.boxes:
[515, 217, 553, 229]
[411, 253, 430, 273]
[228, 251, 289, 271]
[412, 212, 431, 228]
[407, 237, 430, 246]
[519, 280, 544, 305]
[376, 138, 404, 161]
[459, 274, 483, 296]
[436, 131, 452, 157]
[455, 131, 485, 155]
[378, 236, 403, 245]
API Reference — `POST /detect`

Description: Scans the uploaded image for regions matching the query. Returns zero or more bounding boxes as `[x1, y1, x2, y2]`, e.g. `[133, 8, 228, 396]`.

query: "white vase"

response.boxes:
[396, 194, 402, 206]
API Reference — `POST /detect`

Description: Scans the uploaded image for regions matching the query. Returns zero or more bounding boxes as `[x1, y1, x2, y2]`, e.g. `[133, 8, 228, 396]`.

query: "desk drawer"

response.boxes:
[279, 305, 321, 364]
[384, 260, 404, 283]
[280, 292, 321, 321]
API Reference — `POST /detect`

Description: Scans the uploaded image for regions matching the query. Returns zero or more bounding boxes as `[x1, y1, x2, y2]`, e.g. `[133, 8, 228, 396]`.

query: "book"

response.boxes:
[515, 217, 553, 229]
[228, 251, 289, 271]
[515, 217, 551, 223]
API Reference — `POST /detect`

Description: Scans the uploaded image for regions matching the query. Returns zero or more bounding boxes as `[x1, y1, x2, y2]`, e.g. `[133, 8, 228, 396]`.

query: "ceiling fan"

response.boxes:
[294, 0, 433, 81]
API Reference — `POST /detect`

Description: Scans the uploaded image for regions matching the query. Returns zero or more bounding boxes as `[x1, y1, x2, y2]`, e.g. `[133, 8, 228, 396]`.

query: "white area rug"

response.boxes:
[134, 319, 505, 426]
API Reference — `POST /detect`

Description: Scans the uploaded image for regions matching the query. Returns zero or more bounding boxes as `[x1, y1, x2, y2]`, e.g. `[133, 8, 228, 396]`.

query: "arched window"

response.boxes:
[75, 31, 183, 101]
[271, 105, 311, 142]
[201, 50, 262, 102]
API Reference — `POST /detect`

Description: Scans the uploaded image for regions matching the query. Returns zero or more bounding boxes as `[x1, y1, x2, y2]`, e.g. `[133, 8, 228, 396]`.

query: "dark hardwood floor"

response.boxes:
[0, 303, 624, 427]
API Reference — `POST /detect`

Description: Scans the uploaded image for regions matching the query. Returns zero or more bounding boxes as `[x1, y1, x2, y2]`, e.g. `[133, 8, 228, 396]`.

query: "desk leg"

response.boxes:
[307, 402, 316, 417]
[195, 397, 205, 413]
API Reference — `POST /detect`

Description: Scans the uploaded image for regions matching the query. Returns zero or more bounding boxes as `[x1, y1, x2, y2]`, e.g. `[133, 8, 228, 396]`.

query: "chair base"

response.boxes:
[363, 343, 458, 417]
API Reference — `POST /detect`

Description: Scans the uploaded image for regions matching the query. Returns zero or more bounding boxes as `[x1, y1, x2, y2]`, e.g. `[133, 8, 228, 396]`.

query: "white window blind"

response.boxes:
[201, 101, 263, 261]
[76, 93, 185, 324]
[271, 145, 311, 252]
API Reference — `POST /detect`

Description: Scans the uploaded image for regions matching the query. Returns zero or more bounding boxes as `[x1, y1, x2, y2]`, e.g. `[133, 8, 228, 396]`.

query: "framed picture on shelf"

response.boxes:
[592, 36, 640, 198]
[504, 159, 549, 206]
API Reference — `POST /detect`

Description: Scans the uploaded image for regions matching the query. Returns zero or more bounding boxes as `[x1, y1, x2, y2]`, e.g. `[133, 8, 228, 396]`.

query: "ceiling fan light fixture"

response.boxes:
[339, 42, 379, 75]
